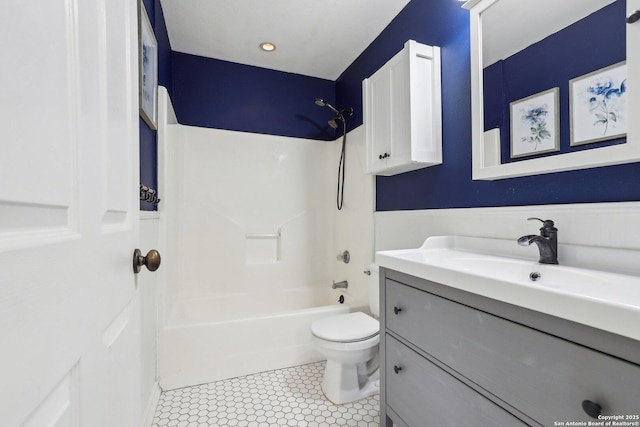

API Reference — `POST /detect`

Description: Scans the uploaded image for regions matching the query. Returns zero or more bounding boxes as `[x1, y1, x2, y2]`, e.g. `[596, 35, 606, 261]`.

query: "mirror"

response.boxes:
[464, 0, 640, 180]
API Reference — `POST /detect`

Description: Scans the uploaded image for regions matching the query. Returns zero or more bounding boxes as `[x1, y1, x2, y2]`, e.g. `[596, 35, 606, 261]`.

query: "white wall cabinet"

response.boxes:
[363, 40, 442, 176]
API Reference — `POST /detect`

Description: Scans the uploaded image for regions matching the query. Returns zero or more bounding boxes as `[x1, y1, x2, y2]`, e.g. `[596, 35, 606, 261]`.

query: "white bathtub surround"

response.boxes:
[152, 362, 380, 427]
[165, 124, 335, 300]
[331, 125, 376, 312]
[160, 122, 337, 389]
[375, 202, 640, 276]
[157, 87, 179, 320]
[158, 86, 377, 391]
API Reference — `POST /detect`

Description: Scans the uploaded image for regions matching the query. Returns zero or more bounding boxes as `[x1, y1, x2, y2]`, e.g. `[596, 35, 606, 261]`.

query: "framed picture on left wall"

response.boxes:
[138, 0, 158, 129]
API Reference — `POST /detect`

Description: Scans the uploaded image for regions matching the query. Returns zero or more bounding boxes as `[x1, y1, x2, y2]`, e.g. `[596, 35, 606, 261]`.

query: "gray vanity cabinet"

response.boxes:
[380, 268, 640, 427]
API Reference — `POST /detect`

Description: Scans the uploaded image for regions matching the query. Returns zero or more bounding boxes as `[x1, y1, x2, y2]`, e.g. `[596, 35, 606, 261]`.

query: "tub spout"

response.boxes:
[332, 280, 348, 289]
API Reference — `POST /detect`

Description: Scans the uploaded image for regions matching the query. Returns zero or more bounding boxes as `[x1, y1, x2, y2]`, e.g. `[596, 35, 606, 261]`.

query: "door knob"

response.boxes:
[133, 249, 161, 273]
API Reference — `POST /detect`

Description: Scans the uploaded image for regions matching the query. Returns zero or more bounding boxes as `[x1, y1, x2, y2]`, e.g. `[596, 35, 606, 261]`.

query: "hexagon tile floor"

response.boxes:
[151, 361, 380, 427]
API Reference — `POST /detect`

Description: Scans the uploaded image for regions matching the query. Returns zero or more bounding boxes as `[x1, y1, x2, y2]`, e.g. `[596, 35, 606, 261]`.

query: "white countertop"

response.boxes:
[376, 236, 640, 341]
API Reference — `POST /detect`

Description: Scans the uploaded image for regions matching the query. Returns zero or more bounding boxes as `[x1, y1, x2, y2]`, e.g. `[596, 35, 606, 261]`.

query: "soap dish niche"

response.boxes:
[245, 229, 281, 264]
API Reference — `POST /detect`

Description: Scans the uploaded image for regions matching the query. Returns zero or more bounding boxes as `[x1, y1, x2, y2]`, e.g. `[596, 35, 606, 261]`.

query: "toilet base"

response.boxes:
[321, 360, 380, 405]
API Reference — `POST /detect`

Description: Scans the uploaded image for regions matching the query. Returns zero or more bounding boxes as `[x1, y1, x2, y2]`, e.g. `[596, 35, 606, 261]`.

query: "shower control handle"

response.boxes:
[337, 250, 350, 264]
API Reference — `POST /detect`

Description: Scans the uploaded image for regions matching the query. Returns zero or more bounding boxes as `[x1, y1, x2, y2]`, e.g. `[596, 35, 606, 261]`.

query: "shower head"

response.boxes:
[314, 98, 340, 115]
[314, 98, 354, 130]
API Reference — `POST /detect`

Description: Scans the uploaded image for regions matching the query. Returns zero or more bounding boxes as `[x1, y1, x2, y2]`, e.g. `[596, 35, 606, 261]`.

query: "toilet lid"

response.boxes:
[311, 312, 379, 343]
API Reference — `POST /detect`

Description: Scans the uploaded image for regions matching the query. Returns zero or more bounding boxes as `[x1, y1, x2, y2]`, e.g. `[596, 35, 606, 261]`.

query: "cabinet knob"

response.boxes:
[393, 306, 402, 315]
[627, 10, 640, 24]
[393, 365, 402, 374]
[581, 400, 602, 419]
[379, 154, 384, 160]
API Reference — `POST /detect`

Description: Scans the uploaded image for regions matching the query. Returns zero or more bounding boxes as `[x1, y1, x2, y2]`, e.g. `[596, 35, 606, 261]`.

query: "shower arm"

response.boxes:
[325, 104, 341, 117]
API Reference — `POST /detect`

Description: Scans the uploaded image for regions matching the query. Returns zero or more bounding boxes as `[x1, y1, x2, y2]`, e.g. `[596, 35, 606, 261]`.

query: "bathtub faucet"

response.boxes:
[518, 217, 558, 264]
[332, 280, 348, 289]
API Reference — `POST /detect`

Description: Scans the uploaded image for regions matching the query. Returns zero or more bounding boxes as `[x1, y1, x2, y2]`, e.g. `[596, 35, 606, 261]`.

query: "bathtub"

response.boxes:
[158, 288, 366, 390]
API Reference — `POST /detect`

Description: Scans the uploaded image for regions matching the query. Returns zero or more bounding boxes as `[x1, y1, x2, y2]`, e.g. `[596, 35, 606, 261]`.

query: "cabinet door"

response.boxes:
[387, 53, 412, 170]
[364, 66, 391, 173]
[386, 335, 530, 427]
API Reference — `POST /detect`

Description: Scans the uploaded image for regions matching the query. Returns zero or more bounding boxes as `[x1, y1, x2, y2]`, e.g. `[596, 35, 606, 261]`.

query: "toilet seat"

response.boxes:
[311, 312, 379, 343]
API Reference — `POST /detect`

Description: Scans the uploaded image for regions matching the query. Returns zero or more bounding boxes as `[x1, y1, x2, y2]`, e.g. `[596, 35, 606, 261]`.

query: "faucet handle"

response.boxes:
[527, 217, 555, 227]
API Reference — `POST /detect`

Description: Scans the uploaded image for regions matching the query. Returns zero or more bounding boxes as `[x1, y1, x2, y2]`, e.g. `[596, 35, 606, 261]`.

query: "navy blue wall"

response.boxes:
[140, 0, 172, 211]
[151, 0, 640, 212]
[171, 53, 337, 141]
[484, 1, 626, 163]
[333, 0, 640, 211]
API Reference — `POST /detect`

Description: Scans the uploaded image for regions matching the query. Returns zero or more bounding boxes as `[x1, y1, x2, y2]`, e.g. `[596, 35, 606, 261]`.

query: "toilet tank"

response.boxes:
[367, 264, 380, 317]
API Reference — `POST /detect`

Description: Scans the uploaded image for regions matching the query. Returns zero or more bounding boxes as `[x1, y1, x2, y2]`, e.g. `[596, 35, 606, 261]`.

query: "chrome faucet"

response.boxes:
[332, 280, 348, 289]
[518, 217, 559, 264]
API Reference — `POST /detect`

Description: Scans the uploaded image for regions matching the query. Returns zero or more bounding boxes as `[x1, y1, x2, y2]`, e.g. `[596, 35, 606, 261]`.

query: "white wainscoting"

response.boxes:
[375, 202, 640, 275]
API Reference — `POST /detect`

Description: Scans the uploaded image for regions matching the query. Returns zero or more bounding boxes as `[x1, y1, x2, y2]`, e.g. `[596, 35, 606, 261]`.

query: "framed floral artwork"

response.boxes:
[570, 61, 627, 146]
[510, 88, 560, 159]
[138, 0, 158, 130]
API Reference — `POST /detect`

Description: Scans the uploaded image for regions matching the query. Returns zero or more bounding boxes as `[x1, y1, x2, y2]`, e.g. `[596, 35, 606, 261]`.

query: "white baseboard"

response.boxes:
[141, 382, 161, 427]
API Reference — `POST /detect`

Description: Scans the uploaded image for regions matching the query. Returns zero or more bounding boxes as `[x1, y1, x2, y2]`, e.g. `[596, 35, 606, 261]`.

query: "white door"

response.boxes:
[1, 0, 142, 426]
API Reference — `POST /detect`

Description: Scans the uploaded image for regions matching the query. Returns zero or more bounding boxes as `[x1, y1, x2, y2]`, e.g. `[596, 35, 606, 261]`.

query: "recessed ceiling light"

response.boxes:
[260, 42, 276, 52]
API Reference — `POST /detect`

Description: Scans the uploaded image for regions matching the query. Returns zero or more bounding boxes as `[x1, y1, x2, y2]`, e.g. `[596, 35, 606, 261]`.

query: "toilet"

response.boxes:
[310, 264, 380, 404]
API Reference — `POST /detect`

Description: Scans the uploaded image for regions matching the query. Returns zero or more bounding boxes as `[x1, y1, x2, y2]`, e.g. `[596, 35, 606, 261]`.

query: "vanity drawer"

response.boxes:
[386, 335, 529, 427]
[385, 278, 640, 424]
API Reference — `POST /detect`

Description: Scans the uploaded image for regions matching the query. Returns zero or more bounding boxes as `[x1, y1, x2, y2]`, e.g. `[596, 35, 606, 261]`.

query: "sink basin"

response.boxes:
[376, 236, 640, 341]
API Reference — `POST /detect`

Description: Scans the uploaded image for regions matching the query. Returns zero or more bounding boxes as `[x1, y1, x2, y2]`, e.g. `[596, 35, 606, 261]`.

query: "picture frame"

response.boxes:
[138, 0, 158, 130]
[510, 87, 560, 159]
[570, 61, 627, 146]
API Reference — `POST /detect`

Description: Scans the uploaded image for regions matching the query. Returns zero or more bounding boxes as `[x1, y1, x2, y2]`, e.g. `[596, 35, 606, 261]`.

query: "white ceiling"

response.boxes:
[159, 0, 411, 81]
